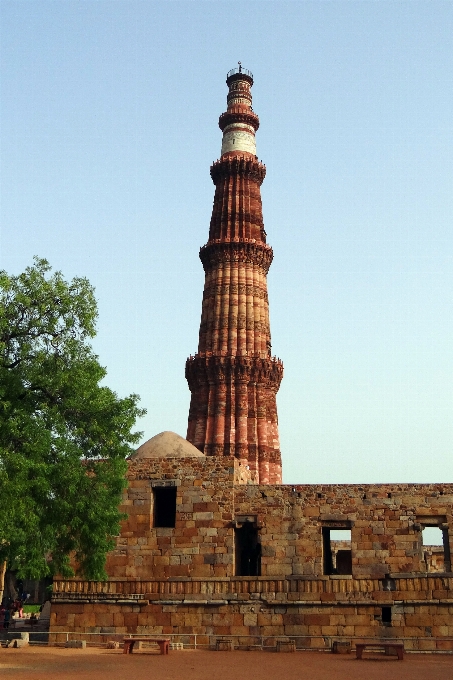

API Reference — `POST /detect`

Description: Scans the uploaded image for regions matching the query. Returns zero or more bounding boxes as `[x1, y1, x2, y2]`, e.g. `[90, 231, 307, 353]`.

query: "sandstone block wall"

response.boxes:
[234, 482, 453, 578]
[51, 575, 453, 649]
[105, 457, 235, 579]
[51, 457, 453, 646]
[109, 457, 453, 582]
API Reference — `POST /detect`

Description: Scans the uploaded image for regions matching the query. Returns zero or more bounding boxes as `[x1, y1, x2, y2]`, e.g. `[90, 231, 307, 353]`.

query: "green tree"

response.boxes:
[0, 258, 145, 586]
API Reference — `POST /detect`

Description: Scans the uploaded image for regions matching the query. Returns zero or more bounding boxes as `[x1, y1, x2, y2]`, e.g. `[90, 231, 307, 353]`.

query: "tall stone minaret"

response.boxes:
[185, 65, 283, 484]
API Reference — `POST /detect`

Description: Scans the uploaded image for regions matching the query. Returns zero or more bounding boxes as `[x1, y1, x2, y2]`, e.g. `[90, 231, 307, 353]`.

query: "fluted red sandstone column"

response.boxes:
[186, 66, 283, 484]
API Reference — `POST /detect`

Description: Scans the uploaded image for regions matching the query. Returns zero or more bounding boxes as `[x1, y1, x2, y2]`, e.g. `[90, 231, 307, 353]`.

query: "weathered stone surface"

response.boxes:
[51, 454, 453, 646]
[131, 432, 204, 460]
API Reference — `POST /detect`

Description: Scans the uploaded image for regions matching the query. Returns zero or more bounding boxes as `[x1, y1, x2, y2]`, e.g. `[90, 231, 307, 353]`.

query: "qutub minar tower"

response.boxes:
[186, 64, 283, 484]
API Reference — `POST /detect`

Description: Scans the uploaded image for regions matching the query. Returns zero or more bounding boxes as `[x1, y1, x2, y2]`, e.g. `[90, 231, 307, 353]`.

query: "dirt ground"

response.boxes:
[0, 646, 452, 680]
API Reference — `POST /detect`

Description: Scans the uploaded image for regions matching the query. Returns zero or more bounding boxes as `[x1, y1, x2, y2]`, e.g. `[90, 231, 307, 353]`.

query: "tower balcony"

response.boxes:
[226, 66, 253, 85]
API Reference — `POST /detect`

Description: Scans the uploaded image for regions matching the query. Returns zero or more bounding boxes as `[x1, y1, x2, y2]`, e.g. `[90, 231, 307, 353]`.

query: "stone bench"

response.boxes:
[123, 637, 170, 655]
[355, 642, 404, 660]
[276, 639, 296, 652]
[215, 637, 234, 651]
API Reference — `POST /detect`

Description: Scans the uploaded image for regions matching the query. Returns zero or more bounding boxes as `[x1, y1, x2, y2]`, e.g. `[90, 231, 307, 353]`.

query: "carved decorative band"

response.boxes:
[199, 318, 269, 333]
[203, 442, 281, 463]
[210, 157, 266, 185]
[219, 110, 260, 132]
[199, 241, 273, 273]
[203, 283, 269, 301]
[185, 354, 284, 390]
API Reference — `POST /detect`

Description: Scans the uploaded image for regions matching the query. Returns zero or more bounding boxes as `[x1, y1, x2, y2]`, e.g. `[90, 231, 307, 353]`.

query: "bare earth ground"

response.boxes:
[1, 647, 453, 680]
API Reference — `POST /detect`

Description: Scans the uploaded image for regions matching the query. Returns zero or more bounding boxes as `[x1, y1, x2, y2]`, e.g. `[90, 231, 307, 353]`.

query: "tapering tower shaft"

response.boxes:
[186, 67, 283, 484]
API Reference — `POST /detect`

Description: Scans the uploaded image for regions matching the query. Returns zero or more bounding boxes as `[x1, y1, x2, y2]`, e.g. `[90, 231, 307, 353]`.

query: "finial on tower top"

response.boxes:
[226, 64, 253, 85]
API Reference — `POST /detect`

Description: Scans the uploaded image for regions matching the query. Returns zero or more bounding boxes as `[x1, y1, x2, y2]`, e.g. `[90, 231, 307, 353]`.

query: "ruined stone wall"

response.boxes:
[51, 457, 453, 646]
[235, 483, 453, 578]
[113, 457, 453, 582]
[105, 457, 235, 579]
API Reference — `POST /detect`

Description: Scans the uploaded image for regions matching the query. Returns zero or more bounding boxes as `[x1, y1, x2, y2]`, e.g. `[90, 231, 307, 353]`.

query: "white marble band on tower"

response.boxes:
[221, 125, 256, 156]
[219, 67, 259, 158]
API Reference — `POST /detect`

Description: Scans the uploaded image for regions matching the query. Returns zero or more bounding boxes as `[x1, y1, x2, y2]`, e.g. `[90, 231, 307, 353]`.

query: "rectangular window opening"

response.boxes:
[153, 487, 177, 528]
[235, 521, 261, 576]
[421, 525, 451, 573]
[382, 606, 392, 625]
[322, 527, 352, 575]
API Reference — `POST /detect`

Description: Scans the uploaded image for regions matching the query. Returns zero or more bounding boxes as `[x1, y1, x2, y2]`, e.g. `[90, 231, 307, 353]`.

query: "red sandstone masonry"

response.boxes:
[103, 458, 235, 580]
[65, 457, 453, 582]
[185, 70, 283, 484]
[234, 482, 453, 578]
[51, 457, 453, 647]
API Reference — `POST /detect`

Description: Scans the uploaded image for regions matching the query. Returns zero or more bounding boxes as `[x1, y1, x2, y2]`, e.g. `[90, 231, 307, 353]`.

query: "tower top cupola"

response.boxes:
[219, 63, 260, 158]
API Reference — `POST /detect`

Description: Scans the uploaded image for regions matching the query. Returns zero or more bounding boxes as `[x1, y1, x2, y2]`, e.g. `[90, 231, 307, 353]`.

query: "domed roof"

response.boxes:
[130, 431, 205, 460]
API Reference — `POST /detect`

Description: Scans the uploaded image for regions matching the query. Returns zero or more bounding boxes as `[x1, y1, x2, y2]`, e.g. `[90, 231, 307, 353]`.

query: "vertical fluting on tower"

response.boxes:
[185, 66, 283, 484]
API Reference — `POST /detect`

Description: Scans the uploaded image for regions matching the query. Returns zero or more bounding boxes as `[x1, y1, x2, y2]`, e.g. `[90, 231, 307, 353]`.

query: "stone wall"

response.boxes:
[234, 482, 453, 578]
[106, 457, 235, 579]
[51, 575, 453, 649]
[50, 456, 453, 647]
[107, 457, 453, 582]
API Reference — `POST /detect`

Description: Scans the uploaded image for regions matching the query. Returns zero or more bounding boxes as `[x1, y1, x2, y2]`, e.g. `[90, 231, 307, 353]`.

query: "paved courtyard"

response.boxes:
[1, 647, 452, 680]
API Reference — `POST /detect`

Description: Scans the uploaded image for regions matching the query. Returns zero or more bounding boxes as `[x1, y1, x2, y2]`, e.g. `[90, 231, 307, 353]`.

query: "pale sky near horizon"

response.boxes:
[1, 1, 452, 484]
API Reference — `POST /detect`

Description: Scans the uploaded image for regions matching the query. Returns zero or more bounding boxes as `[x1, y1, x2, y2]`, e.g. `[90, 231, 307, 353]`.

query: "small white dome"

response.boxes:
[130, 431, 205, 460]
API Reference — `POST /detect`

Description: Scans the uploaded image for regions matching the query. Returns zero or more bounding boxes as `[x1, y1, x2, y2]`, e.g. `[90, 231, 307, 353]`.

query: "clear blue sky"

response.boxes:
[1, 1, 452, 484]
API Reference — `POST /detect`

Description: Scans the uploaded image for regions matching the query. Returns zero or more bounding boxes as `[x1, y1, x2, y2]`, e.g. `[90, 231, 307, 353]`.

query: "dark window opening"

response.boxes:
[235, 520, 261, 576]
[153, 487, 177, 528]
[381, 576, 396, 591]
[382, 606, 392, 625]
[323, 527, 352, 575]
[421, 525, 451, 573]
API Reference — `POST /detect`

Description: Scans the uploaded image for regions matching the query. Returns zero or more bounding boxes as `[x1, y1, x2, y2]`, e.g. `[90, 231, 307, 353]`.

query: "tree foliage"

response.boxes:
[0, 259, 145, 580]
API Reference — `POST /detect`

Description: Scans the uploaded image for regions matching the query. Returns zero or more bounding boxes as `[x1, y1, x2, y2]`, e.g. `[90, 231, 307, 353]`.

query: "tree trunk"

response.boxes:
[0, 561, 6, 603]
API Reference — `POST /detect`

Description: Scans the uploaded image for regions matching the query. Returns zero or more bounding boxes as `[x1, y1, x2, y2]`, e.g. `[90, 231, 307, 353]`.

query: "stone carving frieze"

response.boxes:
[218, 110, 260, 132]
[199, 241, 273, 273]
[202, 283, 269, 301]
[185, 353, 283, 390]
[210, 157, 266, 185]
